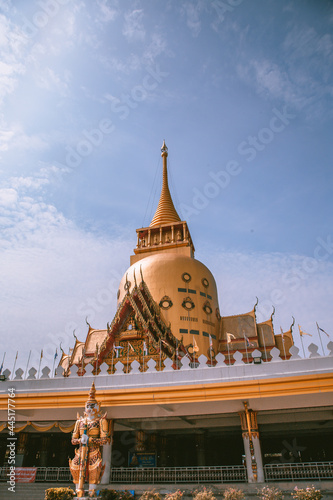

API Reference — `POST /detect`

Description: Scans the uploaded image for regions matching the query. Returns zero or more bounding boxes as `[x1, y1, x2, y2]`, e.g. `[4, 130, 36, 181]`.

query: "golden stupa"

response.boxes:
[59, 141, 293, 374]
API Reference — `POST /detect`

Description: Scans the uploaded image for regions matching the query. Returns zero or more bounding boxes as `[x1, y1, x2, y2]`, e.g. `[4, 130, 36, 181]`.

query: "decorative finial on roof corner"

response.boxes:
[161, 140, 168, 157]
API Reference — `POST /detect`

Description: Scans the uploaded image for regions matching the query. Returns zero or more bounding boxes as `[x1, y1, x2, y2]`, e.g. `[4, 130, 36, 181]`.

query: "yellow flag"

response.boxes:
[193, 336, 199, 352]
[226, 332, 236, 343]
[298, 324, 312, 336]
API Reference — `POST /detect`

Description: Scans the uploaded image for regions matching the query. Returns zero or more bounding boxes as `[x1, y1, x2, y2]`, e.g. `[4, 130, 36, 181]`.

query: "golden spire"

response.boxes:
[150, 141, 181, 227]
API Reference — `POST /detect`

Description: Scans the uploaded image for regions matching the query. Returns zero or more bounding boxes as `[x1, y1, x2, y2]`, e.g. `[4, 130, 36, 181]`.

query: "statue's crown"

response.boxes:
[86, 382, 98, 406]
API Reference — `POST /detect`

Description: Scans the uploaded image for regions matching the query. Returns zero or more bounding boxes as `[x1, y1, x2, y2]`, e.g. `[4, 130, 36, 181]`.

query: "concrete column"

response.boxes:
[242, 434, 255, 483]
[135, 430, 146, 451]
[159, 434, 167, 467]
[195, 432, 205, 466]
[100, 420, 113, 485]
[39, 435, 50, 467]
[253, 435, 264, 482]
[16, 433, 28, 467]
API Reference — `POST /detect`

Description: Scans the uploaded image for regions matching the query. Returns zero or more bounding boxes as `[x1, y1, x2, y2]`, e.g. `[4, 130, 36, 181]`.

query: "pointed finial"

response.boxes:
[150, 141, 181, 227]
[161, 140, 168, 156]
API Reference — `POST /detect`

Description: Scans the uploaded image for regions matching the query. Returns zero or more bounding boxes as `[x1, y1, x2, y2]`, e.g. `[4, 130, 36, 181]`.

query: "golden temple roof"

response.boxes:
[150, 141, 181, 227]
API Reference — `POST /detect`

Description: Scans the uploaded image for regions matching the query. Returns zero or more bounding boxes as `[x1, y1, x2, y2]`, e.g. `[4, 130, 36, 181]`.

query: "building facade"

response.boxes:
[0, 142, 332, 485]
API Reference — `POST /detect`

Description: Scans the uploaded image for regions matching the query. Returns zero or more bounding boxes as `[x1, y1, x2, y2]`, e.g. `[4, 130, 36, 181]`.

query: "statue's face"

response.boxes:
[85, 401, 99, 419]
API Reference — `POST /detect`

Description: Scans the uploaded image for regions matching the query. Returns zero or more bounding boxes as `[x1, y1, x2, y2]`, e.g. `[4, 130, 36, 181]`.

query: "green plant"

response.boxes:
[165, 491, 184, 500]
[139, 489, 162, 500]
[291, 486, 323, 500]
[193, 487, 217, 500]
[223, 487, 245, 500]
[257, 486, 284, 500]
[45, 488, 75, 500]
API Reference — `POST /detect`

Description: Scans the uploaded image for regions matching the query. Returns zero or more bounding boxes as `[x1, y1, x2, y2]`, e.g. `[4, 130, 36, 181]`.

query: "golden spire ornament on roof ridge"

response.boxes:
[149, 141, 181, 227]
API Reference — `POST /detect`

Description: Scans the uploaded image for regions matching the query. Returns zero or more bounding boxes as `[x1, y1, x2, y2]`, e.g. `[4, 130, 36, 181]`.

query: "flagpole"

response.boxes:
[316, 323, 325, 356]
[52, 349, 58, 378]
[95, 344, 99, 377]
[260, 327, 268, 362]
[37, 350, 43, 379]
[67, 347, 71, 376]
[0, 352, 5, 375]
[111, 345, 114, 374]
[227, 336, 230, 366]
[159, 339, 162, 371]
[142, 341, 145, 371]
[24, 350, 31, 379]
[127, 343, 130, 373]
[243, 331, 249, 364]
[12, 352, 18, 380]
[81, 347, 85, 376]
[298, 325, 306, 358]
[280, 327, 287, 360]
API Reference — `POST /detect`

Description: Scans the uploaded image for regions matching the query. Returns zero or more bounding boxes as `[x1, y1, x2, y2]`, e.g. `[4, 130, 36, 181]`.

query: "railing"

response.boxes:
[1, 463, 332, 483]
[110, 466, 247, 483]
[264, 462, 333, 481]
[0, 467, 72, 482]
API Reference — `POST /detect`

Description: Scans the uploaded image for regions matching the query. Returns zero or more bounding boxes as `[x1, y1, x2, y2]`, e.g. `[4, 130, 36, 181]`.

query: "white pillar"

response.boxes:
[242, 434, 264, 483]
[253, 435, 264, 482]
[242, 434, 255, 482]
[100, 420, 113, 485]
[239, 406, 265, 483]
[100, 440, 112, 484]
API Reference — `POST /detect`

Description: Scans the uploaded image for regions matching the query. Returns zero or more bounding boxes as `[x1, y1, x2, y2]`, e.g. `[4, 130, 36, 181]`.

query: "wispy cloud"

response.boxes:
[0, 117, 48, 153]
[181, 1, 203, 37]
[209, 248, 333, 338]
[123, 8, 145, 41]
[237, 59, 295, 103]
[96, 0, 119, 23]
[236, 21, 333, 119]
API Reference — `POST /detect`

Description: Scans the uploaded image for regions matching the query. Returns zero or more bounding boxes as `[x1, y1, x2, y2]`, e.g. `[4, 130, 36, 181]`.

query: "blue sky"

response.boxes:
[0, 0, 332, 372]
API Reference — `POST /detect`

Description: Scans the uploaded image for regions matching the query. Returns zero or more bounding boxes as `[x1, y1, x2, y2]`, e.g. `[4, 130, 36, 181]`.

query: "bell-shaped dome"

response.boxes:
[118, 252, 220, 355]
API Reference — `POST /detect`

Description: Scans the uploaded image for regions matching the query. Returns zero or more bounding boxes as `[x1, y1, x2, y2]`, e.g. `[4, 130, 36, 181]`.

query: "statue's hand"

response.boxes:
[81, 433, 89, 445]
